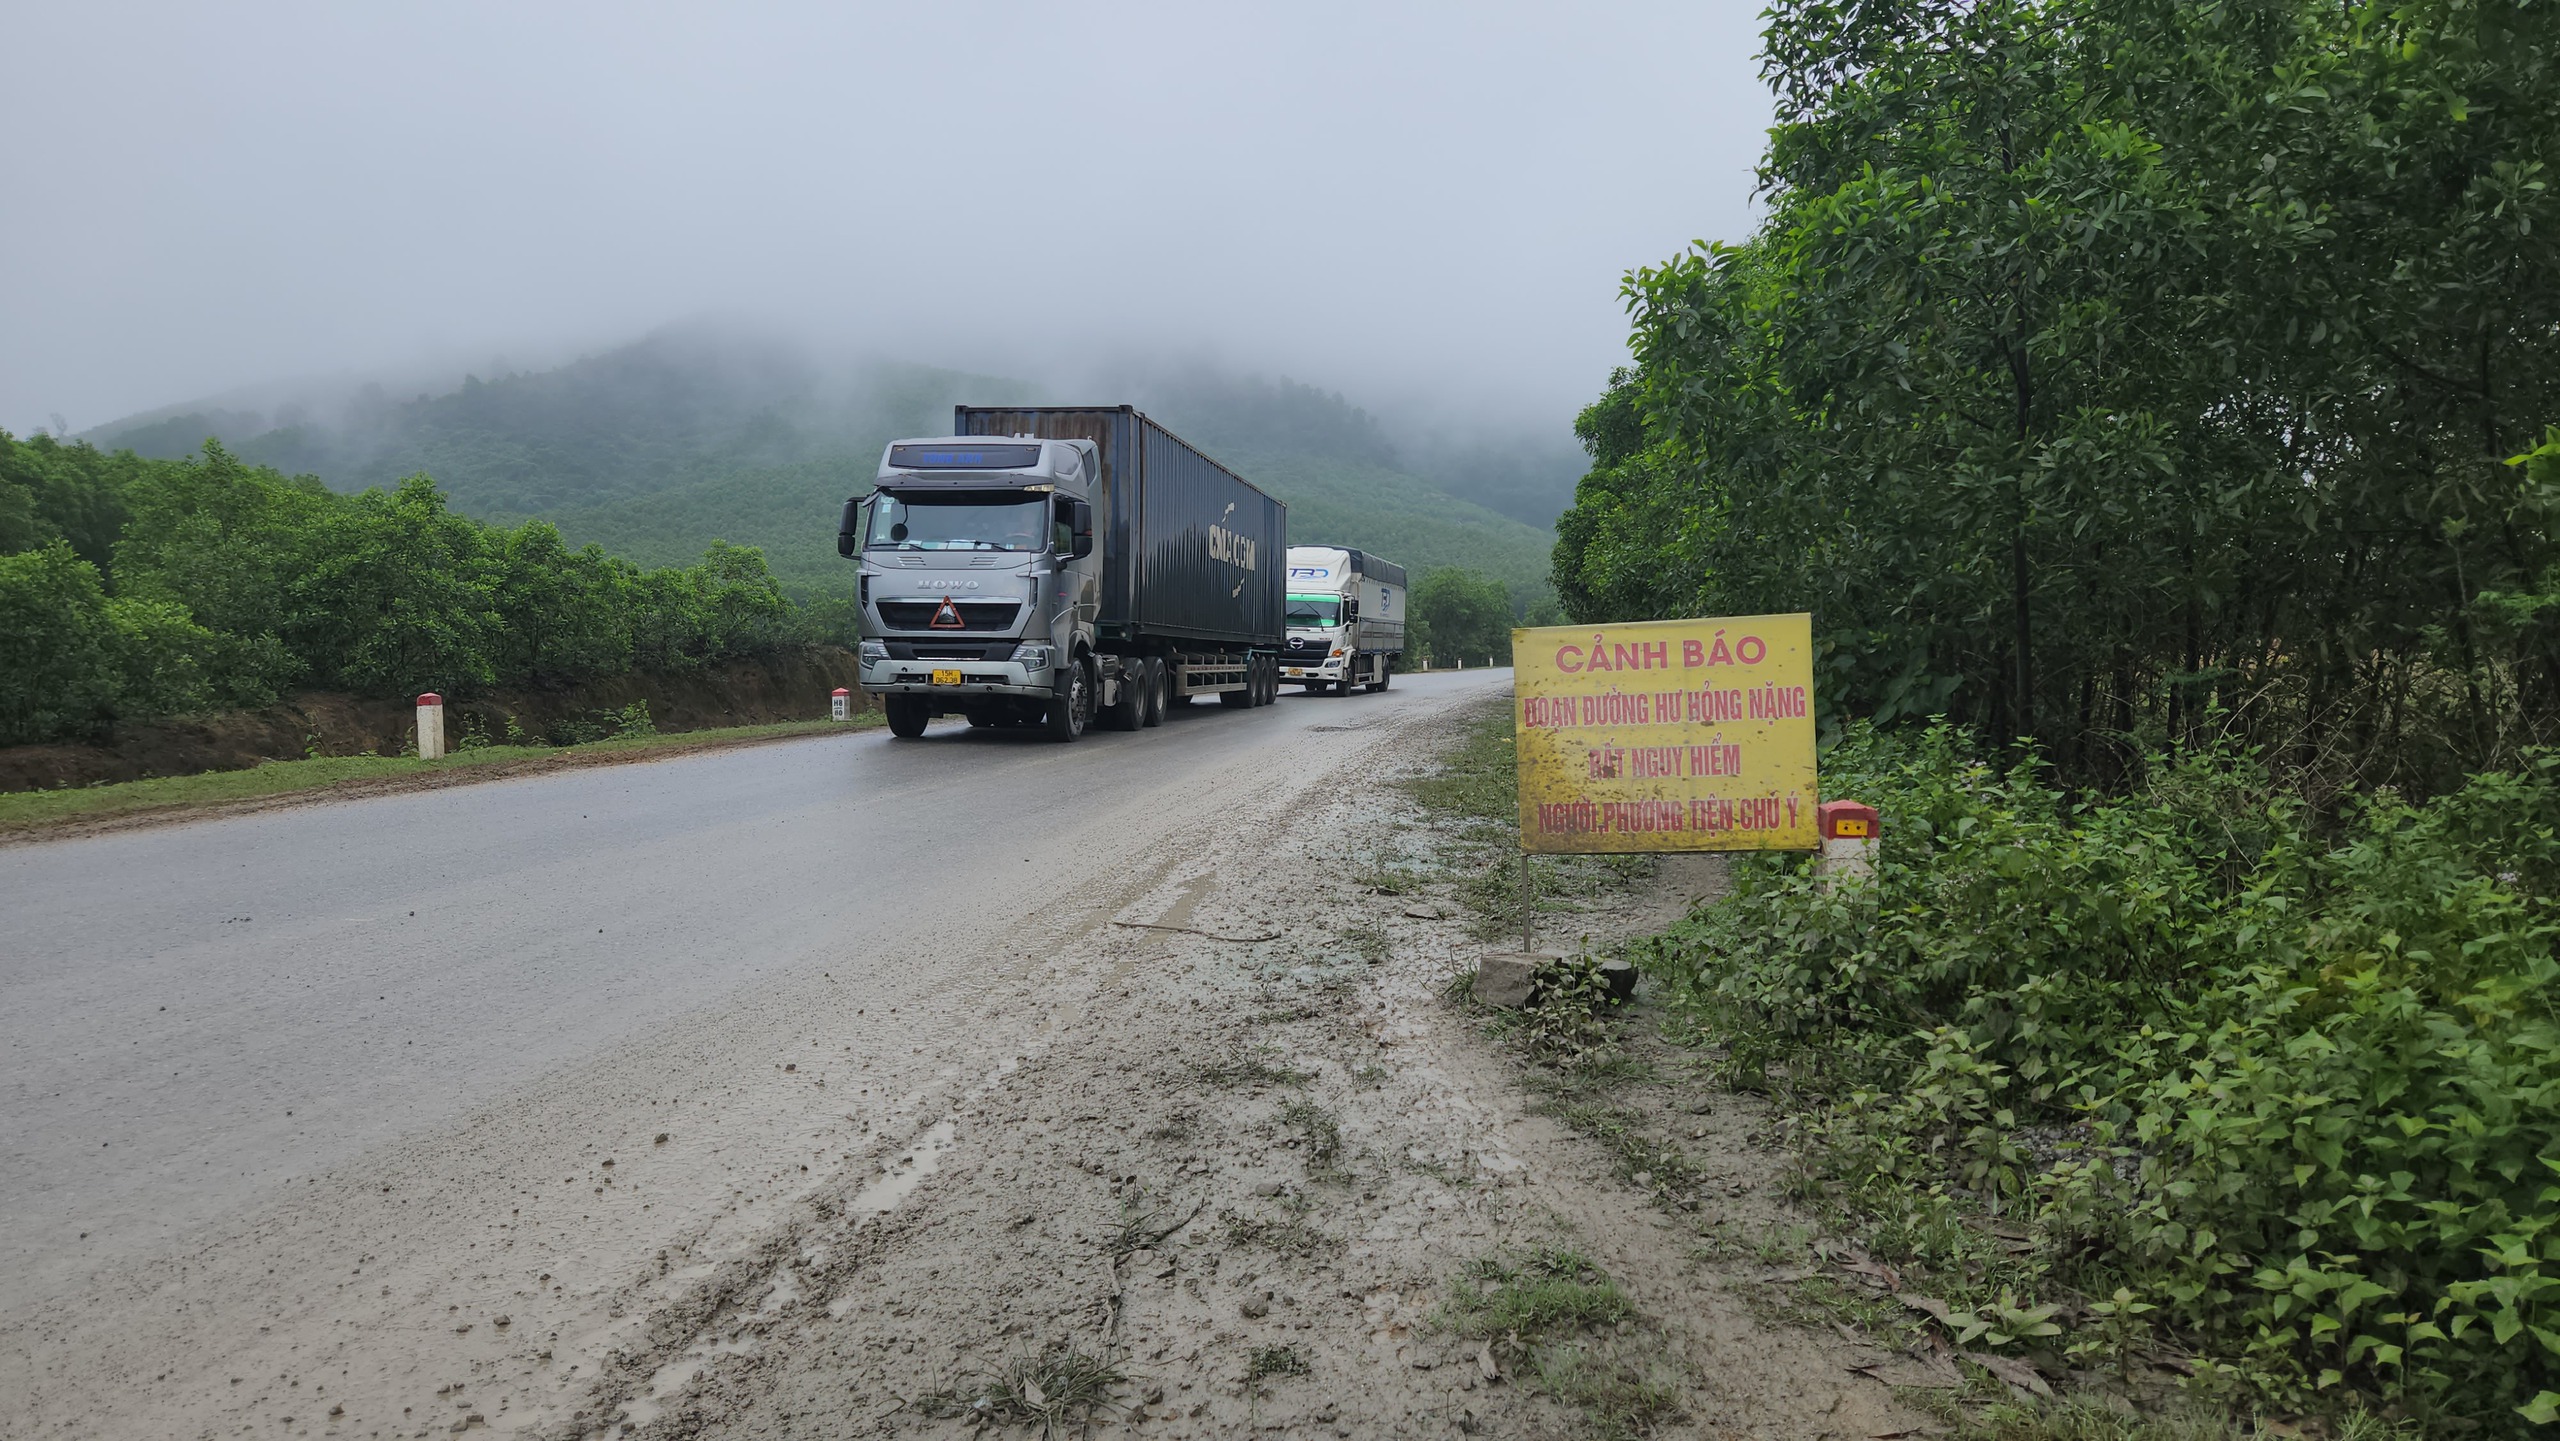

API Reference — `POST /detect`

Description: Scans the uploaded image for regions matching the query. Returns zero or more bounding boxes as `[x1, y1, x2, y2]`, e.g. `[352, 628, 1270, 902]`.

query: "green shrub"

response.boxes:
[1639, 723, 2560, 1430]
[0, 542, 121, 744]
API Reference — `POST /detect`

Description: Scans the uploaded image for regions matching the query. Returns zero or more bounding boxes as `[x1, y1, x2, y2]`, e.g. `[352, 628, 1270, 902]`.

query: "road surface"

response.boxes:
[0, 670, 1513, 1436]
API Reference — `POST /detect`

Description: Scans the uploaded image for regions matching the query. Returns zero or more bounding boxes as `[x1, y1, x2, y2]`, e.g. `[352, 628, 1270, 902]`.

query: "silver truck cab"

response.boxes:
[842, 437, 1101, 735]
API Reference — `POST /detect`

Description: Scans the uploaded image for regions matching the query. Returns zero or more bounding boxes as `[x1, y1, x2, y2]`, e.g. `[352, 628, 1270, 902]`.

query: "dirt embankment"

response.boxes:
[0, 646, 873, 794]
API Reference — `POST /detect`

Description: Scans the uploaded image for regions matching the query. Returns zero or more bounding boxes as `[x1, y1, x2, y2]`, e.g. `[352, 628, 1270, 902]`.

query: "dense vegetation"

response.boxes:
[1407, 567, 1526, 668]
[0, 431, 798, 746]
[1546, 1, 2560, 1430]
[1643, 725, 2559, 1430]
[1554, 0, 2560, 797]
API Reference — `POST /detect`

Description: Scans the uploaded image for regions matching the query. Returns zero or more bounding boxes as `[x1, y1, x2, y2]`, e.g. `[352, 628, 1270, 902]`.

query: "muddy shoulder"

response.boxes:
[608, 738, 1920, 1440]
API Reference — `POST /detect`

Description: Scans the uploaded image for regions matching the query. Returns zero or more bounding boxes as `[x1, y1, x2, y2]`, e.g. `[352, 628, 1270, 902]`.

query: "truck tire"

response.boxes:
[1045, 659, 1093, 742]
[1140, 657, 1167, 727]
[885, 695, 930, 738]
[1368, 659, 1391, 693]
[1101, 660, 1144, 731]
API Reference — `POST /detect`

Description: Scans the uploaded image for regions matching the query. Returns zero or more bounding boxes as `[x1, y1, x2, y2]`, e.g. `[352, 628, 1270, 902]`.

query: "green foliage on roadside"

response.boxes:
[1558, 0, 2560, 793]
[1409, 567, 1518, 668]
[0, 430, 809, 745]
[1637, 724, 2560, 1429]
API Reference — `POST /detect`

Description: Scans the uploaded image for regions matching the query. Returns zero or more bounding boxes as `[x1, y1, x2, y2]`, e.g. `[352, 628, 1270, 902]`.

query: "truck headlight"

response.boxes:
[859, 639, 888, 663]
[1011, 641, 1053, 671]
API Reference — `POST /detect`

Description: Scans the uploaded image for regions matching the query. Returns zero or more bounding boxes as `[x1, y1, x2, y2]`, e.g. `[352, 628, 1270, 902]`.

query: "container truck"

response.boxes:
[838, 406, 1286, 741]
[1281, 546, 1407, 693]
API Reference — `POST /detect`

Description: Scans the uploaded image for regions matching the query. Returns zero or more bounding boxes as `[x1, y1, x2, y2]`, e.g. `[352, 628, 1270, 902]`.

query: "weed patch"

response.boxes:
[1277, 1099, 1341, 1168]
[1441, 1247, 1676, 1437]
[1531, 1342, 1679, 1439]
[1441, 1246, 1634, 1340]
[916, 1342, 1127, 1434]
[1245, 1344, 1311, 1382]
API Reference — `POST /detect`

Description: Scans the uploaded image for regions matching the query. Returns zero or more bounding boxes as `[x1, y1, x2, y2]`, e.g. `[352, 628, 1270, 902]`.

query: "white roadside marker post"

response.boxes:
[416, 692, 446, 760]
[1814, 800, 1879, 892]
[831, 687, 853, 722]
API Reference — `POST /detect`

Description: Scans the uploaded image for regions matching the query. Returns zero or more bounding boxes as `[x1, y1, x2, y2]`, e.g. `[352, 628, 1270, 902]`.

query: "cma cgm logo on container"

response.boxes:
[1207, 504, 1258, 571]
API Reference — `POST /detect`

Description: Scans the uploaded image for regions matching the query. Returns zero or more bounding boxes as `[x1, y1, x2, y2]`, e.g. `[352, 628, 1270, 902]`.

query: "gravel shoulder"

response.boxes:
[2, 687, 1915, 1440]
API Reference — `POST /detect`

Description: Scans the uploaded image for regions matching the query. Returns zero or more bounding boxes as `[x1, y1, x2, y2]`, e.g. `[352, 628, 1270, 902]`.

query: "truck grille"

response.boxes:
[884, 641, 1013, 661]
[876, 600, 1024, 632]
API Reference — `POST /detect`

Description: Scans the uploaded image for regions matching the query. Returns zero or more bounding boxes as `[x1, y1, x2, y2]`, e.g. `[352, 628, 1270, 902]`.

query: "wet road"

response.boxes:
[0, 670, 1508, 1314]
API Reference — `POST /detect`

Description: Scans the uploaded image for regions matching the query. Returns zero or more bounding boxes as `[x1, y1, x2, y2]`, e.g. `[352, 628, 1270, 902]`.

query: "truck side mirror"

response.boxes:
[1345, 599, 1360, 623]
[838, 497, 865, 558]
[1070, 498, 1094, 559]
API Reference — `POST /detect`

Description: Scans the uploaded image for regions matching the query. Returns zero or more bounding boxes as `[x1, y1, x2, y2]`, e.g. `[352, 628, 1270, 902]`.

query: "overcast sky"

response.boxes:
[1, 1, 1772, 437]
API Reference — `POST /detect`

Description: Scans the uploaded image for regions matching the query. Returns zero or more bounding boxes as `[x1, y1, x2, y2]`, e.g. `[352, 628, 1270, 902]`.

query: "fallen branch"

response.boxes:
[1110, 921, 1280, 943]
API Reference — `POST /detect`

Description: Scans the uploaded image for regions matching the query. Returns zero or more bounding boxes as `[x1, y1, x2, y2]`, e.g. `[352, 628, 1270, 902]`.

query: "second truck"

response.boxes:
[839, 405, 1287, 741]
[1281, 546, 1407, 693]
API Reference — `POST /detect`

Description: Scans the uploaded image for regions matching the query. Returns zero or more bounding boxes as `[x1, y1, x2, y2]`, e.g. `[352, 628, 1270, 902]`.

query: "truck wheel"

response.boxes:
[1368, 659, 1391, 694]
[1045, 659, 1093, 742]
[1141, 657, 1167, 727]
[885, 695, 930, 738]
[1101, 660, 1144, 731]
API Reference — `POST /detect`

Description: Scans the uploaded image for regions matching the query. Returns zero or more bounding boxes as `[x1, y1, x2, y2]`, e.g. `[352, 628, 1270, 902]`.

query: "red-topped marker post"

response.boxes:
[831, 687, 853, 722]
[1814, 799, 1879, 890]
[416, 693, 445, 760]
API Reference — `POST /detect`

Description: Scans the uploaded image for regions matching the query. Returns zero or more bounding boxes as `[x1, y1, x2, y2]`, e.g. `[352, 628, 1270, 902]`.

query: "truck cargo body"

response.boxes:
[1281, 546, 1406, 694]
[841, 407, 1286, 741]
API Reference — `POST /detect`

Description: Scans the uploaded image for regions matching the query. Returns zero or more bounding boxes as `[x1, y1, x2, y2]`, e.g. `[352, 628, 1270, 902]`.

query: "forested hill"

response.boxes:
[89, 330, 1563, 599]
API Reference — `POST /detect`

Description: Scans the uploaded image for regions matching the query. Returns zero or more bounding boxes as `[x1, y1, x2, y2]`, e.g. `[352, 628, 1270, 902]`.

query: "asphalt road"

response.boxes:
[0, 670, 1506, 1321]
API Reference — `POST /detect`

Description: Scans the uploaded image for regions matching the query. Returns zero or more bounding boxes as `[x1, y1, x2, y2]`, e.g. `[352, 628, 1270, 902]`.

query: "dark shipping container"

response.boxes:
[954, 406, 1285, 651]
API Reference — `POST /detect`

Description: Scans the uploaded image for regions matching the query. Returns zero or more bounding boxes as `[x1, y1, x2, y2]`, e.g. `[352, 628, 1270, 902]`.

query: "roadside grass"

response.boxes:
[1441, 1246, 1634, 1338]
[1245, 1344, 1311, 1382]
[0, 717, 876, 833]
[917, 1342, 1127, 1434]
[1406, 699, 1657, 940]
[1277, 1098, 1347, 1183]
[1439, 1246, 1677, 1438]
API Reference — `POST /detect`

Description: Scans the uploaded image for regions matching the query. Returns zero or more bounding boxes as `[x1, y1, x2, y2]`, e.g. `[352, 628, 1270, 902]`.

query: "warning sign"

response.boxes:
[1512, 613, 1817, 854]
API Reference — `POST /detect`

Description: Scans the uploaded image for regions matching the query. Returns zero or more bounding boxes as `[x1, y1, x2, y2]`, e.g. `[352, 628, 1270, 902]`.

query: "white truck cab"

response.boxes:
[1281, 546, 1406, 694]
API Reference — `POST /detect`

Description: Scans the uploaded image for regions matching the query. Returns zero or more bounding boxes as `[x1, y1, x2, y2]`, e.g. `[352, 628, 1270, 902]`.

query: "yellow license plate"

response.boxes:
[1285, 667, 1304, 675]
[930, 669, 963, 686]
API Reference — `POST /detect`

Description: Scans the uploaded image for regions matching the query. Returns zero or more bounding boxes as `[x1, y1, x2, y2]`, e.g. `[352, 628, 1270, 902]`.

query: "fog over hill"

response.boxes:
[85, 326, 1576, 602]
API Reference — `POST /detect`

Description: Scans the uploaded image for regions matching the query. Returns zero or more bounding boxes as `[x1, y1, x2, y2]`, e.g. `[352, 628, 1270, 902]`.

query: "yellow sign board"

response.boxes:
[1512, 613, 1818, 853]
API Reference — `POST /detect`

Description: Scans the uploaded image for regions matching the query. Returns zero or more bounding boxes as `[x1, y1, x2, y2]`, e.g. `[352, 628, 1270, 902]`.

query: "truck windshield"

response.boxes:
[1286, 596, 1342, 626]
[867, 492, 1047, 552]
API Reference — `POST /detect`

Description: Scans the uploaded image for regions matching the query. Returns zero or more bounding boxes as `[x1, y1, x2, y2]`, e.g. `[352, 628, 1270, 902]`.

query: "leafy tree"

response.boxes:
[1559, 0, 2560, 793]
[0, 430, 139, 568]
[293, 475, 505, 694]
[1411, 566, 1515, 666]
[0, 543, 122, 744]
